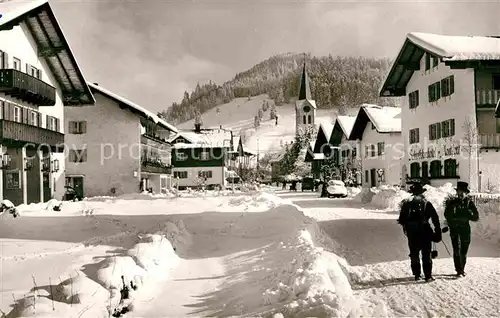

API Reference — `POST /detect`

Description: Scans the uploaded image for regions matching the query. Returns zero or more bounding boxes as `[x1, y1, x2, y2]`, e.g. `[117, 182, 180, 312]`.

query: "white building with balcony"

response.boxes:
[348, 104, 402, 188]
[64, 83, 177, 197]
[380, 32, 500, 192]
[0, 0, 95, 205]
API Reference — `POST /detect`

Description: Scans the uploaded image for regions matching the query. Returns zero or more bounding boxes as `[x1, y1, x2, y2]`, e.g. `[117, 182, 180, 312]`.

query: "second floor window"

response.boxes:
[176, 152, 187, 161]
[377, 142, 385, 156]
[68, 121, 87, 134]
[428, 81, 441, 102]
[441, 119, 455, 138]
[47, 116, 58, 131]
[441, 75, 455, 97]
[13, 57, 21, 71]
[200, 151, 209, 160]
[69, 149, 87, 163]
[409, 128, 420, 144]
[409, 90, 419, 109]
[370, 144, 376, 157]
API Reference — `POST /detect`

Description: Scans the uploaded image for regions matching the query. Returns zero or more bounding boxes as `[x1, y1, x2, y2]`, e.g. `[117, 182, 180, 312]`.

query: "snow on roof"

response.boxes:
[319, 121, 334, 142]
[336, 115, 356, 137]
[407, 32, 500, 61]
[173, 129, 232, 149]
[362, 104, 402, 132]
[87, 83, 177, 133]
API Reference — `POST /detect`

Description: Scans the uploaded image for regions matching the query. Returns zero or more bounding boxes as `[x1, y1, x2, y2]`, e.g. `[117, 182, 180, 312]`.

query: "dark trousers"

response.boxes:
[449, 225, 471, 274]
[407, 231, 433, 279]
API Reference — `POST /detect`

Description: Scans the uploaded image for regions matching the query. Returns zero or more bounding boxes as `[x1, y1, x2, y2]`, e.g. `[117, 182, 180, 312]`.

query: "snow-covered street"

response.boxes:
[276, 189, 500, 317]
[1, 187, 499, 317]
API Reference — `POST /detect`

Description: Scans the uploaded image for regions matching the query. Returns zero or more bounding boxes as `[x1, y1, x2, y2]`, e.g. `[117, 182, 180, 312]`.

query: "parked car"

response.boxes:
[301, 177, 315, 191]
[63, 186, 82, 201]
[326, 180, 348, 198]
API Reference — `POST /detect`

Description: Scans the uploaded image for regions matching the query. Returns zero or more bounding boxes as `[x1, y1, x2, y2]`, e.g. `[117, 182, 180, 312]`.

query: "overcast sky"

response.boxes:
[51, 0, 499, 113]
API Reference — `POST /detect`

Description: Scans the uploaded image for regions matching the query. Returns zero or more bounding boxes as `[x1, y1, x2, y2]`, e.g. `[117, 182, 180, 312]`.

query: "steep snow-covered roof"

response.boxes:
[380, 32, 500, 97]
[407, 32, 500, 61]
[335, 116, 356, 138]
[319, 122, 334, 142]
[172, 129, 232, 149]
[88, 83, 177, 133]
[349, 104, 401, 140]
[362, 104, 401, 132]
[0, 0, 95, 105]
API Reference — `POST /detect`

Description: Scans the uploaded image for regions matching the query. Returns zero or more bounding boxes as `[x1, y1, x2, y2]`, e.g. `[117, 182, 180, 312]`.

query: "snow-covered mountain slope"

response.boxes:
[178, 94, 335, 155]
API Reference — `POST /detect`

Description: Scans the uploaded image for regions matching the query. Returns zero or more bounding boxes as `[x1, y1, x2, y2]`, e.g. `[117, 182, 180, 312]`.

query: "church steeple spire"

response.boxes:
[298, 53, 312, 101]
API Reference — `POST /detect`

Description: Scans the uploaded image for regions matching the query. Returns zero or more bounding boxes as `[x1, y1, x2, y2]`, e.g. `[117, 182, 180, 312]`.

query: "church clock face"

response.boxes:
[303, 105, 311, 113]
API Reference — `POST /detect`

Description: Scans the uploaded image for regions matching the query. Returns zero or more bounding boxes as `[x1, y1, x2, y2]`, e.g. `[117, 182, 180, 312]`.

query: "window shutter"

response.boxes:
[436, 82, 441, 99]
[82, 149, 87, 162]
[46, 114, 50, 129]
[416, 128, 420, 143]
[425, 53, 430, 70]
[436, 122, 441, 139]
[55, 118, 60, 132]
[441, 78, 447, 96]
[26, 63, 30, 73]
[36, 69, 43, 80]
[449, 76, 454, 95]
[450, 119, 455, 136]
[37, 113, 42, 127]
[10, 104, 15, 121]
[81, 121, 87, 133]
[429, 124, 433, 140]
[428, 85, 432, 102]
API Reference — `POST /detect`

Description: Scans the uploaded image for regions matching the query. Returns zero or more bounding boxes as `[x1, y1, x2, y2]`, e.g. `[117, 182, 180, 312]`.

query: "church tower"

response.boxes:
[295, 56, 316, 137]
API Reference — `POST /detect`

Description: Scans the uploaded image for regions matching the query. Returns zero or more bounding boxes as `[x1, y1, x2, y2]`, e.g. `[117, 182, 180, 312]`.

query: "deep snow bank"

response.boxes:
[7, 222, 189, 318]
[207, 198, 361, 317]
[364, 183, 500, 245]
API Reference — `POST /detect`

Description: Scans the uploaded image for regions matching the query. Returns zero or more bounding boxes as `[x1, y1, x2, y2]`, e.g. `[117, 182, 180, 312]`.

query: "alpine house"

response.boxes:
[0, 0, 95, 204]
[348, 104, 402, 188]
[380, 32, 500, 191]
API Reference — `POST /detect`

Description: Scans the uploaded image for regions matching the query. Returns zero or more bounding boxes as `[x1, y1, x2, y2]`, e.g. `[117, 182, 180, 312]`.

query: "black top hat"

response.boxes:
[455, 181, 470, 193]
[409, 182, 426, 195]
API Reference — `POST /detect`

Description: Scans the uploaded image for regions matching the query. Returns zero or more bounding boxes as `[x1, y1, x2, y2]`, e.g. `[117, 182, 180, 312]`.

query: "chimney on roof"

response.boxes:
[194, 123, 201, 133]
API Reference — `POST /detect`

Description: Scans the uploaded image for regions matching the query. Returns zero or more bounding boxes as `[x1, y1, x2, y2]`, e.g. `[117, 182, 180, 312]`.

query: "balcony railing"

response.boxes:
[476, 89, 500, 107]
[478, 133, 500, 149]
[0, 69, 56, 106]
[141, 157, 172, 174]
[0, 119, 63, 146]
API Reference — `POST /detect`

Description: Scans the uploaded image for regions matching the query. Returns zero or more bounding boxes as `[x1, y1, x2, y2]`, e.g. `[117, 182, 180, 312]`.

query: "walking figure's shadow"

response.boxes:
[352, 274, 458, 290]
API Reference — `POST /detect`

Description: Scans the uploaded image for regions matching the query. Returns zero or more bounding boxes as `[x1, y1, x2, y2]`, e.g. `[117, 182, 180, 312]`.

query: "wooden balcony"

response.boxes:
[478, 133, 500, 149]
[0, 119, 64, 146]
[476, 89, 500, 108]
[141, 158, 172, 174]
[0, 69, 56, 106]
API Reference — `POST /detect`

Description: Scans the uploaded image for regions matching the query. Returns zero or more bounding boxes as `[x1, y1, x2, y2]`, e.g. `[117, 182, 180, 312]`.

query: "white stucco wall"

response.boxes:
[359, 125, 402, 187]
[478, 150, 500, 192]
[0, 23, 66, 199]
[172, 166, 225, 188]
[402, 54, 481, 190]
[64, 93, 142, 197]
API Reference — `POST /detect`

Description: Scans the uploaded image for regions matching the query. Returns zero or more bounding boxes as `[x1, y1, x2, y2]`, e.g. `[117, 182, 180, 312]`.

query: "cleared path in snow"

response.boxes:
[132, 257, 226, 317]
[276, 190, 500, 317]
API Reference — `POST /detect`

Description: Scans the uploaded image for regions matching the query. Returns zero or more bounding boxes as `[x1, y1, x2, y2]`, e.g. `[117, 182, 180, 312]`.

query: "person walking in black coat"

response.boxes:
[443, 181, 479, 278]
[398, 182, 442, 282]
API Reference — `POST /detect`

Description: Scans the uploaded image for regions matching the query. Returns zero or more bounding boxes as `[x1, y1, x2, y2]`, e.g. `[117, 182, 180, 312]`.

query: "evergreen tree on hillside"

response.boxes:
[160, 53, 400, 124]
